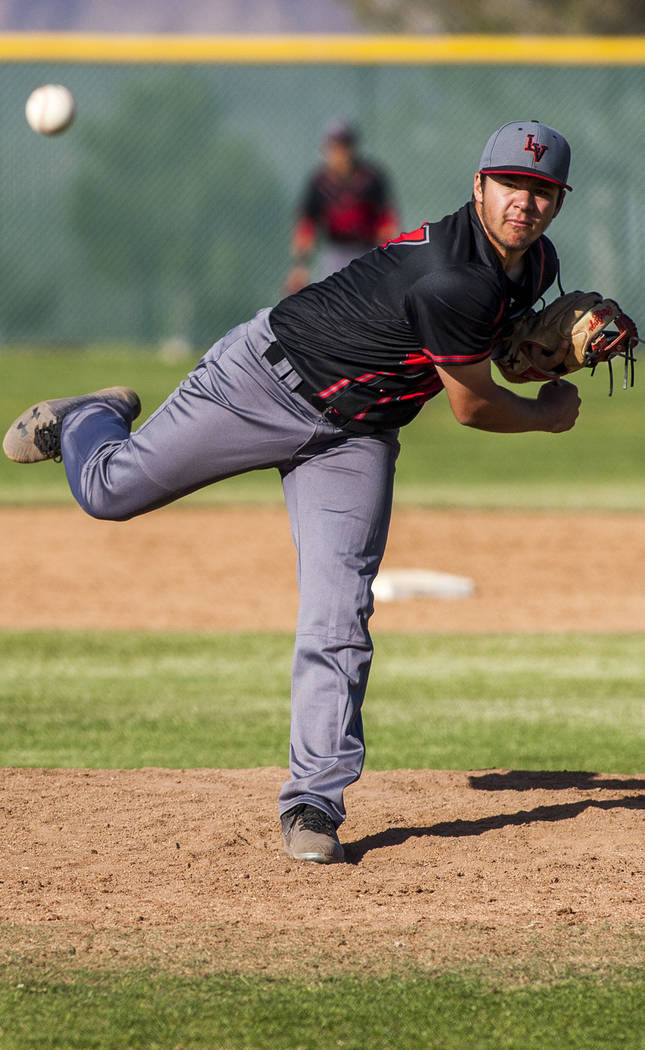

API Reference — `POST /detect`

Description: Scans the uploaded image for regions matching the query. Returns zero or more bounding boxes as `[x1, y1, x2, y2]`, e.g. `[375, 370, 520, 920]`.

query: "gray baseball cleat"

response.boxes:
[281, 803, 345, 864]
[2, 387, 141, 463]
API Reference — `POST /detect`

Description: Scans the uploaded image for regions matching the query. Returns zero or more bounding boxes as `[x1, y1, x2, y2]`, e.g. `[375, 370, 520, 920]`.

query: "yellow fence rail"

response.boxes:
[0, 32, 644, 65]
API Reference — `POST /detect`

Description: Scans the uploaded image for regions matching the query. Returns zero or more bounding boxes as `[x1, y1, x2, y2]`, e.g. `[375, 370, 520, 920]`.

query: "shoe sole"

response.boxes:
[2, 387, 141, 463]
[283, 843, 345, 864]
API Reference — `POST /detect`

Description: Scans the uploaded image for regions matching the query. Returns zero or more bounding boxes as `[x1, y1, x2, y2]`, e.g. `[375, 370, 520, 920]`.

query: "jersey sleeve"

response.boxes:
[405, 265, 505, 366]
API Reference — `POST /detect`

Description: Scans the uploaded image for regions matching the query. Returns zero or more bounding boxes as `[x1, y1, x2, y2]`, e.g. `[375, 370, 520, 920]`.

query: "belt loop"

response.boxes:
[264, 342, 284, 366]
[263, 341, 306, 392]
[263, 342, 294, 382]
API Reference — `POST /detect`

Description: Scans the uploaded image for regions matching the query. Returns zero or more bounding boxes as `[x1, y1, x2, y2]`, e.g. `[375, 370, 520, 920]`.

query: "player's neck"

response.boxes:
[505, 256, 525, 282]
[486, 238, 526, 278]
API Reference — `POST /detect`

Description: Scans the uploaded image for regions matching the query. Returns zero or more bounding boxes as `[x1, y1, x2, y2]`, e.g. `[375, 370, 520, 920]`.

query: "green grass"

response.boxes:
[1, 346, 644, 508]
[0, 630, 643, 772]
[0, 969, 643, 1050]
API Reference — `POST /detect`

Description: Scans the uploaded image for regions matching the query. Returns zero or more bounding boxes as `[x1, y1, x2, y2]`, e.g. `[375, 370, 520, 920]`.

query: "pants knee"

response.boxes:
[71, 463, 145, 522]
[76, 489, 137, 522]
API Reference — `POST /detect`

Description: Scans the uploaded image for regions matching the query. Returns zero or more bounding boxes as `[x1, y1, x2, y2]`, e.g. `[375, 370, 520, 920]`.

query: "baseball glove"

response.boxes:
[493, 291, 639, 393]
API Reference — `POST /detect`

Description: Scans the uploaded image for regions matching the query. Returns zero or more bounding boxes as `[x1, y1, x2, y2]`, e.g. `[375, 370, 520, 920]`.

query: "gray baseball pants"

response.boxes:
[60, 308, 399, 827]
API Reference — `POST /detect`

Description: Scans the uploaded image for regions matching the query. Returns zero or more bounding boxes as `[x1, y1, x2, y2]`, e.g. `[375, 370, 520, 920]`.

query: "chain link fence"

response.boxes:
[1, 48, 643, 350]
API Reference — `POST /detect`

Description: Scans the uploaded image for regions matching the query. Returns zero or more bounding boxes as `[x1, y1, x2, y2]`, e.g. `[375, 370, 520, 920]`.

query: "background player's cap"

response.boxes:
[324, 117, 360, 146]
[478, 120, 572, 191]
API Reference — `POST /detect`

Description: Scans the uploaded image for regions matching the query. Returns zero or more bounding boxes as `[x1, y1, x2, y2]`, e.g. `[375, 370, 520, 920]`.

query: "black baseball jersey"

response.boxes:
[269, 201, 559, 433]
[297, 158, 397, 248]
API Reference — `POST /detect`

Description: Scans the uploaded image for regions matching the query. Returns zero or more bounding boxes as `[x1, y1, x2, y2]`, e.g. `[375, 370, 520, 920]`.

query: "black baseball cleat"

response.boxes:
[2, 387, 141, 464]
[281, 803, 345, 864]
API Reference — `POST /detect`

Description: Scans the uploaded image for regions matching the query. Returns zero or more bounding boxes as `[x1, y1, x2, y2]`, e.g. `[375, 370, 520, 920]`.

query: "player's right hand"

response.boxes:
[537, 379, 581, 433]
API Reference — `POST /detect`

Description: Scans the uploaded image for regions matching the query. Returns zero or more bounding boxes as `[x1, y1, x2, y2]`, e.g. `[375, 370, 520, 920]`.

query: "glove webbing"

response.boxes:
[590, 333, 638, 395]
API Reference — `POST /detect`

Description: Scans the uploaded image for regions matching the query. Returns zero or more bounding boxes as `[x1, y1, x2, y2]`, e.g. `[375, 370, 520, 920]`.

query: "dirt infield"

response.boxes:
[3, 504, 645, 633]
[1, 506, 644, 973]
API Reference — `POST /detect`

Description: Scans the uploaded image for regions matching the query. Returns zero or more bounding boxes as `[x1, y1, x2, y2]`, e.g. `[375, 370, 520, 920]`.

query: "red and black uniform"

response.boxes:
[270, 200, 559, 433]
[294, 159, 398, 251]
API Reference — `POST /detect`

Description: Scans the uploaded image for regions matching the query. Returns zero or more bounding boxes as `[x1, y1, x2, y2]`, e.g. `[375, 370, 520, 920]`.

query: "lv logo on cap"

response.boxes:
[524, 134, 548, 163]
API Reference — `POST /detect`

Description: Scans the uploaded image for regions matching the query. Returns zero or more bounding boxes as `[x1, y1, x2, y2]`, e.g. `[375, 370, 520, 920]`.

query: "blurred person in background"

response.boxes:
[284, 118, 400, 294]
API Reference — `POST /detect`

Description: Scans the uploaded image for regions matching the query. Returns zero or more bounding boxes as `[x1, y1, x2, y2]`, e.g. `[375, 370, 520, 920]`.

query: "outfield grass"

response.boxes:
[1, 346, 644, 508]
[0, 631, 643, 772]
[0, 968, 643, 1050]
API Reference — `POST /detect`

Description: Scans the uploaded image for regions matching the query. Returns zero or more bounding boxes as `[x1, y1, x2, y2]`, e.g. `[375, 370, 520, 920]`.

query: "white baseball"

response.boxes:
[25, 84, 76, 135]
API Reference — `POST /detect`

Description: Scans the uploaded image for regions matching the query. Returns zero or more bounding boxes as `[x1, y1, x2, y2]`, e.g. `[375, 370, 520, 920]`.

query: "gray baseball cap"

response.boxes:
[324, 117, 360, 145]
[478, 120, 572, 191]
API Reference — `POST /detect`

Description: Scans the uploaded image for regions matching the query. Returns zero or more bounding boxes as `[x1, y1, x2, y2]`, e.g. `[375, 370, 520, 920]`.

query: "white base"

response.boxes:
[373, 568, 475, 602]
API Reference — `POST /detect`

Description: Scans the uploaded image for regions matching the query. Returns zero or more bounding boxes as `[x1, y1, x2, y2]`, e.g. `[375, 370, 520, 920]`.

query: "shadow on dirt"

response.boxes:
[344, 785, 645, 864]
[468, 770, 645, 792]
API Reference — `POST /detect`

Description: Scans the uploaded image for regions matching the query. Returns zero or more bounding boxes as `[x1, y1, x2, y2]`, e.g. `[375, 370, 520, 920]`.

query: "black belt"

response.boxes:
[264, 340, 299, 372]
[263, 341, 375, 433]
[263, 342, 317, 402]
[262, 340, 363, 430]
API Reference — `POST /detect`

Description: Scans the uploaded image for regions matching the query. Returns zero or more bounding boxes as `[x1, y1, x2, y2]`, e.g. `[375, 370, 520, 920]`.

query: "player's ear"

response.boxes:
[473, 172, 484, 204]
[553, 188, 566, 218]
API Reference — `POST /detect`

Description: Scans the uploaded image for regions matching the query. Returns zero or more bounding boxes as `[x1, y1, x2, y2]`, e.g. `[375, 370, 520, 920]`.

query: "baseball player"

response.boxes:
[5, 120, 582, 865]
[284, 117, 399, 294]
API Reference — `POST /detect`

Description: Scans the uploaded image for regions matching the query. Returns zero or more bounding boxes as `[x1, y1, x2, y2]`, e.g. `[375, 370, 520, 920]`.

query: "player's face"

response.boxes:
[324, 139, 355, 176]
[473, 172, 564, 266]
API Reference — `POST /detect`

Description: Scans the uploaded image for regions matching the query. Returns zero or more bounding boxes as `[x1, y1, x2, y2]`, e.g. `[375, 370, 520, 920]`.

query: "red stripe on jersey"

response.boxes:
[399, 386, 441, 401]
[492, 299, 505, 325]
[404, 349, 434, 366]
[381, 223, 430, 249]
[319, 370, 398, 399]
[353, 395, 393, 421]
[352, 381, 441, 420]
[318, 377, 351, 399]
[426, 348, 492, 365]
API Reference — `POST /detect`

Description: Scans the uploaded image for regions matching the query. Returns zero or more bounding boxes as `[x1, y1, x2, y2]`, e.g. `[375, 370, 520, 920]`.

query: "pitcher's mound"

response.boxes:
[2, 766, 643, 973]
